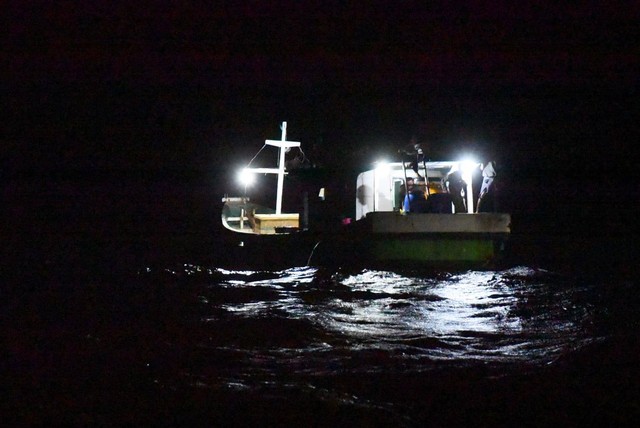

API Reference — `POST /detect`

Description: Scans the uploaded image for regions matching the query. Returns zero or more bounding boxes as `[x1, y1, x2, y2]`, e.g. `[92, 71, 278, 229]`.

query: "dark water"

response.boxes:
[3, 261, 639, 427]
[3, 172, 639, 426]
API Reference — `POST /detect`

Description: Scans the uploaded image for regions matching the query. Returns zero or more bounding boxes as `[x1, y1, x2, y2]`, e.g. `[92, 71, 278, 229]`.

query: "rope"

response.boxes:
[246, 144, 267, 167]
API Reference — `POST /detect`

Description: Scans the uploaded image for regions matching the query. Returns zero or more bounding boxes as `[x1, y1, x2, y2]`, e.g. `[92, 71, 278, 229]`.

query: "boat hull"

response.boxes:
[356, 212, 509, 268]
[219, 206, 511, 270]
[359, 233, 508, 269]
[308, 212, 511, 269]
[361, 211, 511, 235]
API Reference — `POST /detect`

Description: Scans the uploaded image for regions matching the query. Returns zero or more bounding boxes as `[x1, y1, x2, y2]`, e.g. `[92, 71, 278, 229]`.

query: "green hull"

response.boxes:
[349, 212, 511, 269]
[366, 234, 507, 269]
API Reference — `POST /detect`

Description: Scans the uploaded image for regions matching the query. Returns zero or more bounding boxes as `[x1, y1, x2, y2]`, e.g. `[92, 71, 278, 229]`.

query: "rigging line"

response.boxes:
[246, 144, 267, 167]
[297, 146, 308, 163]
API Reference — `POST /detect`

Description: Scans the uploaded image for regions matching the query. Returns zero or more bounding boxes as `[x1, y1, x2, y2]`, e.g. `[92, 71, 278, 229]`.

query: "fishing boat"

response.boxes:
[221, 121, 304, 236]
[337, 158, 511, 269]
[221, 122, 511, 269]
[220, 122, 322, 268]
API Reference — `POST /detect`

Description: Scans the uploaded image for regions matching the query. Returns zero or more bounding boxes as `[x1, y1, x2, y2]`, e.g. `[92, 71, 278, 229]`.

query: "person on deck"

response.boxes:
[424, 181, 454, 213]
[410, 144, 425, 178]
[399, 139, 426, 178]
[445, 170, 467, 213]
[477, 161, 498, 213]
[403, 177, 428, 213]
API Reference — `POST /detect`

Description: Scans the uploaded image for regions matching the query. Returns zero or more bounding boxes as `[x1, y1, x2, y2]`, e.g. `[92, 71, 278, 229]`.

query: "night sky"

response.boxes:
[5, 2, 637, 172]
[3, 1, 639, 261]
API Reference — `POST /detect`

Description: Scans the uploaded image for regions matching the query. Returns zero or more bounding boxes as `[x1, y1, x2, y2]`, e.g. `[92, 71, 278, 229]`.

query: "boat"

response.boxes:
[220, 122, 511, 270]
[220, 122, 322, 268]
[335, 159, 511, 269]
[221, 121, 303, 236]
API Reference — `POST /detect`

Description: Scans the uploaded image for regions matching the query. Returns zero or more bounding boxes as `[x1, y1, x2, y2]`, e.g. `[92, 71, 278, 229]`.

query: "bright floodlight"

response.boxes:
[374, 159, 390, 173]
[459, 158, 479, 175]
[458, 157, 478, 213]
[237, 168, 256, 186]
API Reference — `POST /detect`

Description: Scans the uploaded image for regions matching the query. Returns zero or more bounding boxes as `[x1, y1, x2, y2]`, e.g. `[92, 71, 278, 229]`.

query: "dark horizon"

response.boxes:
[4, 2, 638, 176]
[5, 80, 636, 174]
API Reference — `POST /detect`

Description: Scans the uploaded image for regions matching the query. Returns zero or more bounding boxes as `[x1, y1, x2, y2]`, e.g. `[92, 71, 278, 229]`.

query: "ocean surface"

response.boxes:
[4, 264, 640, 426]
[3, 172, 639, 427]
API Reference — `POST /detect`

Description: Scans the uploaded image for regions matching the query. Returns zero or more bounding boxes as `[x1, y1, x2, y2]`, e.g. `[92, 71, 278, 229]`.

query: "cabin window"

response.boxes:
[393, 179, 404, 210]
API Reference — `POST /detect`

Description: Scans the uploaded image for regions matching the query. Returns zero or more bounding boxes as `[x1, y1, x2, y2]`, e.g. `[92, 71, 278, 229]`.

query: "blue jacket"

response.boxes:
[404, 190, 427, 213]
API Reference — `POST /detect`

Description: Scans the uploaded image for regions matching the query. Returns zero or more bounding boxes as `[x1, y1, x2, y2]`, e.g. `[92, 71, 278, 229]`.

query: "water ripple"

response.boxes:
[191, 265, 596, 369]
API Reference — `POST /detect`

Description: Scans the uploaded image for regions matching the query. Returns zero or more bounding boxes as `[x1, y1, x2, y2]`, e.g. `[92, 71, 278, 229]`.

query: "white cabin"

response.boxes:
[355, 161, 482, 220]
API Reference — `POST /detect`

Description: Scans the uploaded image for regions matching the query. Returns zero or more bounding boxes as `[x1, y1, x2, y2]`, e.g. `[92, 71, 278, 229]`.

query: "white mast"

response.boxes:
[261, 121, 300, 214]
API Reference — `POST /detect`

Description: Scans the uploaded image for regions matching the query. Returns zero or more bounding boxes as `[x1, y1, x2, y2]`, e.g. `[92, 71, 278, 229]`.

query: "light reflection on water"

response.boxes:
[112, 263, 629, 426]
[205, 266, 594, 366]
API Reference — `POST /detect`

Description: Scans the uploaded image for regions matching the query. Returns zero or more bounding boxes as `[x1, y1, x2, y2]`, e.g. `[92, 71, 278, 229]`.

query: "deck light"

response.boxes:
[459, 158, 478, 176]
[458, 158, 479, 183]
[237, 168, 256, 187]
[374, 160, 390, 173]
[459, 158, 479, 213]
